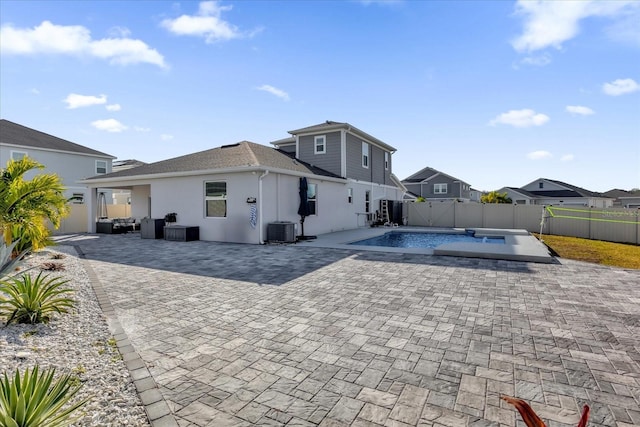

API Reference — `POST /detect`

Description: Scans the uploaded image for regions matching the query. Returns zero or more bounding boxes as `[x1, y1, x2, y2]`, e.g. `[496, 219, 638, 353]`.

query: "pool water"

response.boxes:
[350, 231, 505, 248]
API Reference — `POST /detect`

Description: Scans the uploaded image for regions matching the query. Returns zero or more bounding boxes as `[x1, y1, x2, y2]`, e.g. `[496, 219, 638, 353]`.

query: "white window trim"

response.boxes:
[307, 182, 318, 216]
[204, 181, 227, 218]
[95, 160, 107, 174]
[314, 135, 326, 154]
[434, 183, 447, 194]
[10, 150, 27, 161]
[362, 142, 369, 168]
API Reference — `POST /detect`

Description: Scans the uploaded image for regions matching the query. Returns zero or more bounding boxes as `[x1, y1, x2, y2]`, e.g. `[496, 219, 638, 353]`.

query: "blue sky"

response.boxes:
[1, 0, 638, 192]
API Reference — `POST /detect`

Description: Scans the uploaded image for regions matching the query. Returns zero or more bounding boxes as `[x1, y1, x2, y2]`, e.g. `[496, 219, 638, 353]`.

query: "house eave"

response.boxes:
[0, 142, 116, 159]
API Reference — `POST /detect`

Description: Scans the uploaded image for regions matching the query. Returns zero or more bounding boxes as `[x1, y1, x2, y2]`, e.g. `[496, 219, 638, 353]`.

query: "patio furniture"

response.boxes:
[96, 218, 135, 234]
[164, 225, 199, 242]
[140, 218, 165, 239]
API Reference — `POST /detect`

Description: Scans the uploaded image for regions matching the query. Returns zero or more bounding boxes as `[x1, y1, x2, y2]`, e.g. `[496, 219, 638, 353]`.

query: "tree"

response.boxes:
[0, 157, 69, 251]
[481, 191, 512, 204]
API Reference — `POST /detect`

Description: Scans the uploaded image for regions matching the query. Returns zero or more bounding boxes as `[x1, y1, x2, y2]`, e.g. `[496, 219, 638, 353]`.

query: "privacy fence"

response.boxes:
[406, 202, 640, 245]
[53, 204, 132, 234]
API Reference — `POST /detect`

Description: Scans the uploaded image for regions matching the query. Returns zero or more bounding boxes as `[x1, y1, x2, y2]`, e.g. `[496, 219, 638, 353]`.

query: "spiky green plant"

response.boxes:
[0, 366, 88, 427]
[0, 272, 75, 325]
[0, 241, 28, 280]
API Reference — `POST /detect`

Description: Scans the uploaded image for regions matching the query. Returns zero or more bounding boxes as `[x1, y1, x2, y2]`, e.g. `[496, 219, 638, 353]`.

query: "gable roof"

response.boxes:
[287, 121, 397, 152]
[402, 166, 471, 186]
[83, 140, 342, 181]
[501, 187, 539, 198]
[527, 178, 611, 198]
[0, 119, 114, 158]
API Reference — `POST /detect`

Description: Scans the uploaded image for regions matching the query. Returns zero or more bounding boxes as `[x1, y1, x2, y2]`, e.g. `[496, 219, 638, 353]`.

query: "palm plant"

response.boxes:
[0, 272, 75, 325]
[0, 366, 88, 427]
[481, 191, 512, 204]
[0, 157, 69, 252]
[502, 395, 589, 427]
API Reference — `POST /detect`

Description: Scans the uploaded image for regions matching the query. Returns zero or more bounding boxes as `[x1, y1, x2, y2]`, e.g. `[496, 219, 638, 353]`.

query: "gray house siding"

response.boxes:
[345, 133, 371, 182]
[409, 175, 463, 199]
[278, 144, 296, 155]
[298, 131, 342, 177]
[371, 145, 386, 185]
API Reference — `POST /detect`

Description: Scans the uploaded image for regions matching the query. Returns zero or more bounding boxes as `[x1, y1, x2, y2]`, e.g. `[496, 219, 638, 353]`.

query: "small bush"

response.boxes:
[0, 272, 75, 325]
[0, 366, 88, 427]
[50, 253, 65, 260]
[41, 262, 65, 272]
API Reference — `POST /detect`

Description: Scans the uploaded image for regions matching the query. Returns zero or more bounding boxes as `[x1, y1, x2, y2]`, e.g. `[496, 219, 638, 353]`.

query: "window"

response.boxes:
[362, 142, 369, 168]
[307, 183, 317, 215]
[434, 183, 447, 194]
[205, 181, 227, 217]
[365, 191, 370, 213]
[70, 193, 84, 204]
[384, 152, 389, 170]
[11, 151, 27, 161]
[539, 182, 544, 189]
[314, 135, 326, 154]
[347, 188, 353, 204]
[96, 160, 107, 174]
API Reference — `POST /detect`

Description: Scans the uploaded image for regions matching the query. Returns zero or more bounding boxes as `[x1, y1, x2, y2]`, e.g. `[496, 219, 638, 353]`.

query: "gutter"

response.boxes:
[258, 170, 269, 244]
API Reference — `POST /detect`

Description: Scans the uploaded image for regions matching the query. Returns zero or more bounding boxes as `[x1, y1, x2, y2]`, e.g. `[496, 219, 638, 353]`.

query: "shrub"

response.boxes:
[41, 262, 65, 272]
[0, 366, 88, 427]
[0, 272, 75, 325]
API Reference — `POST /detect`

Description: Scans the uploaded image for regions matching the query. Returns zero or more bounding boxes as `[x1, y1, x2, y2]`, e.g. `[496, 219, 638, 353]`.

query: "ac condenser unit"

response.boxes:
[267, 222, 296, 243]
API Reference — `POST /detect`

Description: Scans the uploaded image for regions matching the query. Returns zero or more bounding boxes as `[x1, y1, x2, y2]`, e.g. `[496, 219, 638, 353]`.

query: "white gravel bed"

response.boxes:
[0, 245, 150, 426]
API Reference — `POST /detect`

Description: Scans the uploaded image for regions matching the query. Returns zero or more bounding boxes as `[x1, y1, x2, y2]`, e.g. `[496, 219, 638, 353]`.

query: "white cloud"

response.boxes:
[256, 84, 290, 101]
[520, 53, 552, 67]
[0, 21, 166, 68]
[91, 119, 127, 133]
[29, 88, 40, 95]
[160, 134, 174, 141]
[161, 1, 258, 43]
[527, 150, 553, 160]
[566, 105, 595, 116]
[489, 109, 549, 128]
[602, 78, 640, 96]
[107, 26, 132, 38]
[511, 0, 639, 52]
[561, 154, 575, 162]
[64, 93, 107, 109]
[134, 126, 151, 132]
[106, 104, 121, 111]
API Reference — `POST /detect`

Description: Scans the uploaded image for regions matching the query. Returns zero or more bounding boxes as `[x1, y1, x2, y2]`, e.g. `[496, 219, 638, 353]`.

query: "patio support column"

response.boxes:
[87, 188, 97, 233]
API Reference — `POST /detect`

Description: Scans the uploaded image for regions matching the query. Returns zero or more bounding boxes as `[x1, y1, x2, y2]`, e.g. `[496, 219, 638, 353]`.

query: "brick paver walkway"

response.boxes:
[68, 233, 640, 427]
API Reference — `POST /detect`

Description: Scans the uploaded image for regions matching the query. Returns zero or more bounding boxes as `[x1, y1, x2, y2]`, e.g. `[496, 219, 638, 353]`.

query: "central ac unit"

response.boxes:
[267, 221, 296, 243]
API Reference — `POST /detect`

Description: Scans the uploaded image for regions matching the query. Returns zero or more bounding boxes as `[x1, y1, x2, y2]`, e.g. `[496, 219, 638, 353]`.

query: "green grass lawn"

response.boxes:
[534, 234, 640, 269]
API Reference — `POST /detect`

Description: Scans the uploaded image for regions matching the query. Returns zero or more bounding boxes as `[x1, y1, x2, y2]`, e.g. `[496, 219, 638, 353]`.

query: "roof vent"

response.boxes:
[221, 143, 240, 149]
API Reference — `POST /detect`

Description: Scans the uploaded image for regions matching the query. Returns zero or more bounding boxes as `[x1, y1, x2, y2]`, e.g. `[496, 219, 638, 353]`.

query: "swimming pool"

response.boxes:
[349, 231, 505, 248]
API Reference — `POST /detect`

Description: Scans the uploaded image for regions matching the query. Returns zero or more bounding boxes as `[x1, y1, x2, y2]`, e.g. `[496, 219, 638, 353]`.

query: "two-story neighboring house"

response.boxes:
[0, 119, 115, 204]
[272, 121, 404, 223]
[81, 121, 406, 243]
[500, 178, 614, 208]
[401, 167, 473, 202]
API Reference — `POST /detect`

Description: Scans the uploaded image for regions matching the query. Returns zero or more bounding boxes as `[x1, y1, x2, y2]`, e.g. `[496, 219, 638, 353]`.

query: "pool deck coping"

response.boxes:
[297, 226, 555, 263]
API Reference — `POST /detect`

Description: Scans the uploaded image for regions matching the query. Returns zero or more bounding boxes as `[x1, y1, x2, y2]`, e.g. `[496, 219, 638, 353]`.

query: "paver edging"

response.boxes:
[72, 245, 178, 427]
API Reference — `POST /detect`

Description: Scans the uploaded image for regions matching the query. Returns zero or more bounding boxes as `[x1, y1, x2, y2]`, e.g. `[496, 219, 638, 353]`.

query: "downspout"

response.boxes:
[258, 170, 269, 244]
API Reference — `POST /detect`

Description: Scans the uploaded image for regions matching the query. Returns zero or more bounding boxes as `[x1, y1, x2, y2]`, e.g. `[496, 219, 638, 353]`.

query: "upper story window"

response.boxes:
[314, 135, 326, 154]
[434, 183, 447, 194]
[362, 142, 369, 168]
[384, 152, 389, 170]
[96, 160, 107, 174]
[205, 181, 227, 217]
[539, 182, 544, 189]
[11, 151, 27, 161]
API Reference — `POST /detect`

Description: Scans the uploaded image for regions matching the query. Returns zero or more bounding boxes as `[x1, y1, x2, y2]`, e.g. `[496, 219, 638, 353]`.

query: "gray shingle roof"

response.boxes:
[84, 141, 342, 180]
[0, 119, 114, 158]
[288, 121, 397, 152]
[543, 178, 608, 198]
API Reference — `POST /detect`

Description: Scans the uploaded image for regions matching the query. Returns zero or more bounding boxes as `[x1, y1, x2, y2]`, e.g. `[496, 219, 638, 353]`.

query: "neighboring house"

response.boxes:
[81, 123, 406, 244]
[500, 178, 613, 208]
[111, 159, 146, 205]
[0, 119, 115, 204]
[603, 189, 640, 208]
[401, 167, 473, 202]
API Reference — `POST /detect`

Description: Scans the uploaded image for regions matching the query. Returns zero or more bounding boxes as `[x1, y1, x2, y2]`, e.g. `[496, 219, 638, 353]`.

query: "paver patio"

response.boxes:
[59, 233, 640, 427]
